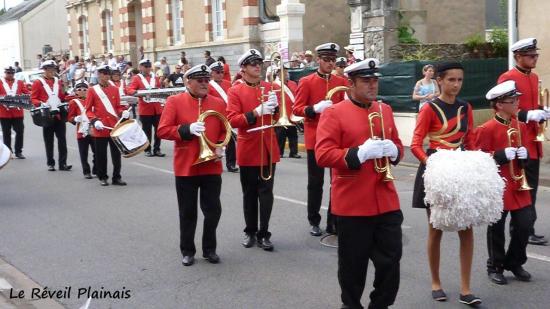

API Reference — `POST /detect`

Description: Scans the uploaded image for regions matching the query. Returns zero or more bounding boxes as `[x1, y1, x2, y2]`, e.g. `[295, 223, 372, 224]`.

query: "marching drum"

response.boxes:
[30, 103, 69, 127]
[110, 119, 150, 158]
[0, 143, 11, 170]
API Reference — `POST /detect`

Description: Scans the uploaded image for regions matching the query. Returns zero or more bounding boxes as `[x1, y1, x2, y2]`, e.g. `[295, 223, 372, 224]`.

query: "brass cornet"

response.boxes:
[368, 101, 395, 182]
[535, 82, 549, 142]
[269, 52, 294, 128]
[507, 124, 532, 191]
[193, 98, 233, 165]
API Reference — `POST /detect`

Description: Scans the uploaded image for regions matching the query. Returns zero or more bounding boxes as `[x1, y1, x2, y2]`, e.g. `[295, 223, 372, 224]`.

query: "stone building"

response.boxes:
[65, 0, 350, 72]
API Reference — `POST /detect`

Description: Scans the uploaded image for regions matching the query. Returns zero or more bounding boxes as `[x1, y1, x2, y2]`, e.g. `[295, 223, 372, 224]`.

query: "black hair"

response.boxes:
[217, 56, 226, 64]
[205, 50, 211, 56]
[436, 62, 464, 79]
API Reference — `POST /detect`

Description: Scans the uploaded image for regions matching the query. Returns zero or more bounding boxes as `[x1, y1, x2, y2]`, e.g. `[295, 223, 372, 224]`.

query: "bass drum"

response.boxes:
[110, 119, 150, 158]
[30, 107, 54, 127]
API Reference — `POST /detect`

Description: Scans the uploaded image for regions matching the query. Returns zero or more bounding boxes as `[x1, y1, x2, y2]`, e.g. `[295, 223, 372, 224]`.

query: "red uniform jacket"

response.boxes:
[410, 98, 476, 163]
[280, 80, 298, 121]
[498, 68, 542, 159]
[110, 80, 127, 95]
[67, 98, 88, 139]
[475, 117, 532, 211]
[0, 79, 29, 118]
[227, 81, 281, 166]
[223, 63, 231, 82]
[207, 79, 232, 103]
[315, 100, 404, 216]
[85, 85, 124, 138]
[31, 77, 65, 106]
[157, 93, 227, 176]
[126, 74, 162, 116]
[293, 72, 348, 149]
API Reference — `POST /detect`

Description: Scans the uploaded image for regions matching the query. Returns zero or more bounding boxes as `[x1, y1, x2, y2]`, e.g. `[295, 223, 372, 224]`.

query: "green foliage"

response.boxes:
[490, 28, 508, 58]
[401, 46, 441, 61]
[464, 34, 486, 51]
[397, 11, 420, 44]
[0, 8, 6, 16]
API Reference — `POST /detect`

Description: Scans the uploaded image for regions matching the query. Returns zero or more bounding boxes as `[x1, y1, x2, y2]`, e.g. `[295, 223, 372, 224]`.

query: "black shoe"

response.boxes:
[84, 173, 93, 179]
[488, 272, 507, 285]
[99, 179, 109, 186]
[112, 178, 127, 186]
[310, 225, 322, 236]
[325, 225, 337, 235]
[227, 166, 239, 173]
[144, 151, 154, 157]
[15, 153, 25, 159]
[431, 289, 447, 301]
[510, 266, 531, 282]
[59, 165, 72, 171]
[257, 237, 274, 251]
[459, 294, 482, 306]
[289, 154, 302, 159]
[532, 233, 545, 239]
[242, 234, 256, 248]
[48, 165, 56, 171]
[528, 235, 548, 245]
[182, 255, 195, 266]
[203, 252, 220, 264]
[154, 150, 166, 157]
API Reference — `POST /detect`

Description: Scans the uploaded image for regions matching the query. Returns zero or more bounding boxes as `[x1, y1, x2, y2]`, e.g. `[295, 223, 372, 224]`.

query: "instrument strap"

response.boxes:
[0, 78, 18, 96]
[209, 80, 228, 103]
[73, 98, 90, 137]
[93, 85, 119, 118]
[138, 73, 156, 89]
[109, 80, 126, 97]
[274, 80, 295, 103]
[37, 77, 61, 110]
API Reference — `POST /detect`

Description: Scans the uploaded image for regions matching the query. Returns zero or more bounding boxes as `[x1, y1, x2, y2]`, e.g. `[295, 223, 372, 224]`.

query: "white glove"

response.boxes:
[40, 102, 49, 108]
[381, 139, 399, 161]
[526, 109, 546, 122]
[94, 120, 105, 130]
[74, 115, 82, 123]
[254, 101, 277, 116]
[121, 110, 130, 119]
[313, 100, 332, 113]
[357, 139, 384, 163]
[544, 106, 550, 118]
[189, 121, 205, 137]
[504, 147, 517, 161]
[516, 146, 528, 160]
[215, 146, 225, 158]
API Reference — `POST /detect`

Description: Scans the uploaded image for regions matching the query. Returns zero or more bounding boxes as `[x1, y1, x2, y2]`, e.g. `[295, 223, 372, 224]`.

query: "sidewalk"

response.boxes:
[0, 257, 65, 309]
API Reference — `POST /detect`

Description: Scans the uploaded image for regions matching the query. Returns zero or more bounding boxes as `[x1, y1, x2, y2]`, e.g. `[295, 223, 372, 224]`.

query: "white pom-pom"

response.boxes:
[424, 149, 504, 231]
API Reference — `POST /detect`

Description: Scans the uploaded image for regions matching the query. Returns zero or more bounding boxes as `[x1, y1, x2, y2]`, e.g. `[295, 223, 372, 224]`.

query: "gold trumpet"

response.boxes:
[368, 101, 395, 182]
[193, 98, 233, 165]
[326, 86, 350, 101]
[535, 83, 549, 142]
[507, 123, 532, 191]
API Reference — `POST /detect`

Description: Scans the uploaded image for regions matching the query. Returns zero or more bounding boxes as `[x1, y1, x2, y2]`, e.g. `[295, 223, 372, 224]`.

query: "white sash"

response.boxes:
[1, 78, 18, 96]
[109, 80, 125, 97]
[274, 80, 295, 103]
[38, 77, 61, 111]
[73, 98, 90, 137]
[138, 73, 156, 89]
[93, 85, 118, 118]
[209, 80, 228, 103]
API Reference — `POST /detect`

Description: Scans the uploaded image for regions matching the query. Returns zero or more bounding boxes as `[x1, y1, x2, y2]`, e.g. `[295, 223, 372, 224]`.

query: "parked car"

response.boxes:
[15, 70, 43, 91]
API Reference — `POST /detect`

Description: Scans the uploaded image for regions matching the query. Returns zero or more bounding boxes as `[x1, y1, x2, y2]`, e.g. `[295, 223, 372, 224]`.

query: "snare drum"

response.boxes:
[110, 119, 150, 158]
[0, 143, 11, 170]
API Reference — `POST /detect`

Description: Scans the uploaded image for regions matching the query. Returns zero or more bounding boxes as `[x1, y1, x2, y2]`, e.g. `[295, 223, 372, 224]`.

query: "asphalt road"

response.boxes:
[1, 116, 550, 309]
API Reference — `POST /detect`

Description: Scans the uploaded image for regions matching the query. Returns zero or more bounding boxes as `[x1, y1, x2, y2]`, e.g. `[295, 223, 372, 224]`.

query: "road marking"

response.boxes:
[132, 162, 173, 174]
[0, 278, 13, 290]
[527, 252, 550, 263]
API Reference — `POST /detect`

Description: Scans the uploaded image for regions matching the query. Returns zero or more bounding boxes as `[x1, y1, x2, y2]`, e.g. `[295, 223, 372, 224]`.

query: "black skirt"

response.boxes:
[412, 149, 436, 209]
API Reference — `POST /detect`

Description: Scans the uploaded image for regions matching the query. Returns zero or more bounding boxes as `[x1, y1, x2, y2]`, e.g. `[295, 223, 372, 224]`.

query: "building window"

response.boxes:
[105, 10, 114, 52]
[171, 0, 182, 43]
[211, 0, 223, 40]
[79, 16, 89, 57]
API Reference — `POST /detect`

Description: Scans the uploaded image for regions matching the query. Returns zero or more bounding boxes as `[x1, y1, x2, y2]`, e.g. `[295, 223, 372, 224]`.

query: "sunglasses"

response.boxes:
[75, 88, 87, 92]
[320, 57, 337, 63]
[246, 60, 263, 67]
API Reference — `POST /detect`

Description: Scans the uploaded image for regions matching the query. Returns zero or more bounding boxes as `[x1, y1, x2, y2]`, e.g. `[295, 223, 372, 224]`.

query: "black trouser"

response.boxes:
[240, 165, 276, 239]
[275, 126, 298, 156]
[337, 211, 403, 309]
[307, 150, 334, 228]
[94, 137, 121, 181]
[77, 136, 96, 175]
[175, 175, 222, 256]
[140, 114, 162, 152]
[488, 206, 535, 272]
[524, 159, 539, 235]
[0, 117, 24, 155]
[225, 132, 237, 169]
[42, 118, 67, 167]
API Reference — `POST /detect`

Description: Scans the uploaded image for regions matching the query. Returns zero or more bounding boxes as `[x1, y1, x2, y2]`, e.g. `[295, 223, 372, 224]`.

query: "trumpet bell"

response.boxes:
[534, 130, 547, 142]
[273, 115, 294, 127]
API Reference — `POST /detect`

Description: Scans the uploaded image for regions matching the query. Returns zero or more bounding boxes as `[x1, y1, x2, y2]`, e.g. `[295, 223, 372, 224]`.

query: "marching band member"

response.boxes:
[410, 62, 480, 305]
[293, 43, 348, 236]
[158, 64, 226, 266]
[273, 68, 301, 158]
[476, 81, 535, 285]
[0, 66, 29, 159]
[316, 59, 403, 309]
[67, 82, 95, 179]
[208, 61, 238, 173]
[109, 68, 127, 97]
[227, 49, 280, 251]
[85, 65, 129, 186]
[497, 38, 548, 245]
[332, 57, 348, 78]
[127, 59, 165, 157]
[31, 60, 71, 171]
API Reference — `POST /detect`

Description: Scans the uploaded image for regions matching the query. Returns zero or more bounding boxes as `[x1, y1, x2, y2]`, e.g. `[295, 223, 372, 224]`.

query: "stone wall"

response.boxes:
[389, 43, 468, 61]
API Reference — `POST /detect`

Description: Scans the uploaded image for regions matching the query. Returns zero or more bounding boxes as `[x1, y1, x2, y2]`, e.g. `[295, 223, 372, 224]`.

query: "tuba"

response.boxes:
[368, 101, 395, 182]
[535, 81, 549, 142]
[507, 123, 532, 191]
[193, 98, 233, 165]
